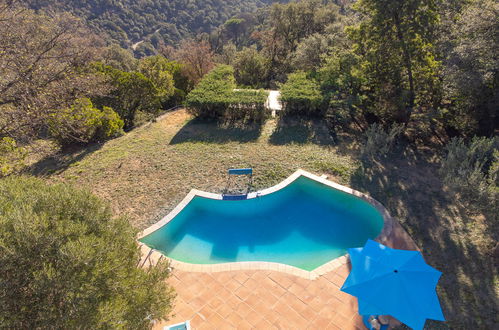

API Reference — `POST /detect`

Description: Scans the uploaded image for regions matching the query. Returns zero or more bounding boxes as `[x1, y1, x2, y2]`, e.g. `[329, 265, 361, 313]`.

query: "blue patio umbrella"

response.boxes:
[341, 240, 445, 330]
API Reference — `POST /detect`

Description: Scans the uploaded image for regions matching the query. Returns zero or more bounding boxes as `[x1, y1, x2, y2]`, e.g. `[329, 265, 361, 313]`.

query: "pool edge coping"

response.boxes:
[137, 169, 395, 279]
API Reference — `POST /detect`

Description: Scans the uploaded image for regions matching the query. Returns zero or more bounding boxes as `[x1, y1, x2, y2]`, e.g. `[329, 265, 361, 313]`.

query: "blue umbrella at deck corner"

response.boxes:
[341, 239, 445, 330]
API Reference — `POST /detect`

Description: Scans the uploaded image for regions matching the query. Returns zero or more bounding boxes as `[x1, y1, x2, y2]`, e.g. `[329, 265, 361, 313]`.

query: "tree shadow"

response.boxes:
[269, 116, 336, 145]
[349, 145, 497, 328]
[169, 118, 263, 144]
[24, 143, 104, 177]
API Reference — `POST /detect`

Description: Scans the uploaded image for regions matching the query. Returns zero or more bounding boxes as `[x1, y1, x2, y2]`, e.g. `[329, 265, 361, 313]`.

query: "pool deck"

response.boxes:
[151, 221, 414, 329]
[141, 170, 419, 329]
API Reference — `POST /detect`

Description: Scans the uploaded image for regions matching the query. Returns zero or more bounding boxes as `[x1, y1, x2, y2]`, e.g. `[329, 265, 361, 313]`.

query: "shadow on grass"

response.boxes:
[169, 118, 263, 144]
[25, 143, 104, 177]
[350, 145, 497, 329]
[269, 116, 335, 145]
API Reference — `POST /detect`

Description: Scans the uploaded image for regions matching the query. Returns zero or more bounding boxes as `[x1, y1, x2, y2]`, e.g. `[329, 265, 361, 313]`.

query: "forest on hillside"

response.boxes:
[0, 0, 498, 328]
[19, 0, 289, 55]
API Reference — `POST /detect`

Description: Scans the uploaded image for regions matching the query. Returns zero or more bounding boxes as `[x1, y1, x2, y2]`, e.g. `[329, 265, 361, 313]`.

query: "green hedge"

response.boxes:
[226, 89, 268, 122]
[186, 65, 269, 122]
[280, 71, 324, 116]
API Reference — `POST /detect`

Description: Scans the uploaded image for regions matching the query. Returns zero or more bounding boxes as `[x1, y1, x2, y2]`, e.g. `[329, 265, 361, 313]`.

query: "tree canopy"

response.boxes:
[0, 176, 174, 328]
[19, 0, 287, 52]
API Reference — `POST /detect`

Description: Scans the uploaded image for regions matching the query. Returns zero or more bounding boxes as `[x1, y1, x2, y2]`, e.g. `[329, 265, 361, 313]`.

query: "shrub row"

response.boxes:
[186, 65, 269, 122]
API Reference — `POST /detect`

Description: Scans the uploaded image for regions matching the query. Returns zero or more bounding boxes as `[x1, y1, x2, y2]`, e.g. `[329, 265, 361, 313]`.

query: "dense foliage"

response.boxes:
[0, 177, 174, 328]
[186, 65, 268, 122]
[440, 137, 498, 216]
[280, 72, 323, 116]
[48, 98, 124, 146]
[0, 138, 26, 177]
[440, 0, 498, 137]
[0, 5, 104, 144]
[20, 0, 285, 53]
[360, 124, 405, 162]
[347, 0, 441, 124]
[232, 47, 268, 88]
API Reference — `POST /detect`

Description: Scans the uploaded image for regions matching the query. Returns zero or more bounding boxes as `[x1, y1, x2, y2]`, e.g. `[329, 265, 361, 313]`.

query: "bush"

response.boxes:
[280, 71, 324, 116]
[226, 89, 269, 122]
[361, 123, 405, 162]
[0, 137, 27, 177]
[0, 177, 174, 328]
[185, 65, 235, 118]
[49, 98, 124, 146]
[186, 65, 268, 122]
[440, 137, 498, 214]
[233, 47, 268, 88]
[93, 63, 162, 129]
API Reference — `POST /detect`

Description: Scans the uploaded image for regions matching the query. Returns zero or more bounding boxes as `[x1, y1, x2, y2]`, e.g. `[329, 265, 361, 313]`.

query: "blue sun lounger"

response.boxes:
[164, 320, 191, 330]
[223, 168, 253, 199]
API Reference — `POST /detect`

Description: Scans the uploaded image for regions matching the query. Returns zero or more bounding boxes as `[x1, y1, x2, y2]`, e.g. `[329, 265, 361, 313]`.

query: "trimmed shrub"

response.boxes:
[0, 177, 174, 328]
[226, 89, 269, 122]
[49, 98, 124, 146]
[185, 65, 235, 118]
[186, 65, 268, 122]
[280, 71, 324, 116]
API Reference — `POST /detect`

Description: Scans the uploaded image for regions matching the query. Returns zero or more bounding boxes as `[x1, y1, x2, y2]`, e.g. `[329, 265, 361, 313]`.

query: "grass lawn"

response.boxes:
[29, 109, 496, 328]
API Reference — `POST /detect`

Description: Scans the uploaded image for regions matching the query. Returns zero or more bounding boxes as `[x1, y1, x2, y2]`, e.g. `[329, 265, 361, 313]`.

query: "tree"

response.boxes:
[0, 176, 174, 328]
[291, 33, 330, 72]
[223, 17, 246, 45]
[171, 40, 215, 84]
[93, 64, 162, 129]
[100, 44, 138, 71]
[48, 98, 124, 146]
[348, 0, 441, 123]
[440, 0, 498, 136]
[0, 3, 105, 143]
[260, 0, 341, 82]
[138, 56, 176, 104]
[233, 47, 268, 87]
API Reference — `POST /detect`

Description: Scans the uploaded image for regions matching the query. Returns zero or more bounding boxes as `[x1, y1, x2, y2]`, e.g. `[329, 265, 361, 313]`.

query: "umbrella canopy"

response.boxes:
[341, 240, 445, 330]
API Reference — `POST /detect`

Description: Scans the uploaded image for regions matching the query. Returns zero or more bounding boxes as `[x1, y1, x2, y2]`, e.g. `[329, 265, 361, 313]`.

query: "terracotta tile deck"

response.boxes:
[152, 212, 417, 330]
[154, 263, 364, 330]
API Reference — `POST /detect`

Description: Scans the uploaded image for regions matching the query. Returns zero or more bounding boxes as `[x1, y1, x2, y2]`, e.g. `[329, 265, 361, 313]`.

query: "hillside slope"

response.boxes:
[21, 0, 284, 51]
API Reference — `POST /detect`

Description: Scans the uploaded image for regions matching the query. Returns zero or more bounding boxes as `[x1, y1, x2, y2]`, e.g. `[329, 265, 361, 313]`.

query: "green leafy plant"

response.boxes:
[0, 177, 175, 329]
[186, 65, 268, 122]
[48, 98, 124, 146]
[0, 137, 27, 177]
[361, 123, 405, 162]
[93, 63, 162, 129]
[440, 136, 498, 214]
[280, 72, 324, 116]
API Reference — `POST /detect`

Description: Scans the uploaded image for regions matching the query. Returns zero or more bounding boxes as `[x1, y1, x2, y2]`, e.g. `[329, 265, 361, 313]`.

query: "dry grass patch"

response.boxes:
[27, 109, 497, 327]
[42, 109, 355, 229]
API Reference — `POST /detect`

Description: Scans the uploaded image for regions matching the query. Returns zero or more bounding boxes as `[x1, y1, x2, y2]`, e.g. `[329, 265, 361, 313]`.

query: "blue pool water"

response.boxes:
[140, 176, 384, 271]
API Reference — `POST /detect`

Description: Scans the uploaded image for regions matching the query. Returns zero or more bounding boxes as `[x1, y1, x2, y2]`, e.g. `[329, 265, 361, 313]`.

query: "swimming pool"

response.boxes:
[140, 171, 385, 271]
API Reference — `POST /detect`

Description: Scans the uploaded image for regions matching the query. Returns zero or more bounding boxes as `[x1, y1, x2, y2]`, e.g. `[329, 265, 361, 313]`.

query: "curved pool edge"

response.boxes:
[137, 169, 395, 278]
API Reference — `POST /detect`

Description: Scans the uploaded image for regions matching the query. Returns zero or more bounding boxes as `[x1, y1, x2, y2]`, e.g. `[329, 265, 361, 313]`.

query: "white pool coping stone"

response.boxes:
[138, 169, 394, 279]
